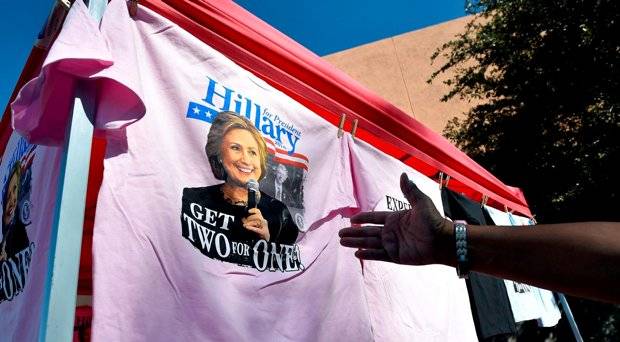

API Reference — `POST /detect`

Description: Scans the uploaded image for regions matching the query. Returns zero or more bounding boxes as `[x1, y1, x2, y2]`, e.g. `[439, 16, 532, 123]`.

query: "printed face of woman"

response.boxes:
[3, 173, 19, 226]
[220, 128, 262, 187]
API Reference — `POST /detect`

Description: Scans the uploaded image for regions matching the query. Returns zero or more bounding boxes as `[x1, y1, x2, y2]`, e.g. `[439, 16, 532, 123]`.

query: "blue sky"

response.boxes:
[0, 0, 51, 115]
[0, 1, 466, 114]
[234, 1, 466, 56]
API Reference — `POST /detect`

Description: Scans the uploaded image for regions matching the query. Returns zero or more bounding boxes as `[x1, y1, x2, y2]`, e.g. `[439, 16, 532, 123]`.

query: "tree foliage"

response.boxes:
[430, 0, 619, 224]
[430, 1, 619, 340]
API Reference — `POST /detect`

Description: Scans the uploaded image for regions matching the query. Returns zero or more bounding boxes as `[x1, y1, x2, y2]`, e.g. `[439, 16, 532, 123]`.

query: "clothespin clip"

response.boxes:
[438, 172, 444, 189]
[337, 113, 346, 138]
[36, 0, 73, 50]
[504, 204, 511, 213]
[58, 0, 71, 9]
[444, 175, 451, 188]
[128, 0, 139, 17]
[481, 194, 489, 207]
[351, 119, 359, 141]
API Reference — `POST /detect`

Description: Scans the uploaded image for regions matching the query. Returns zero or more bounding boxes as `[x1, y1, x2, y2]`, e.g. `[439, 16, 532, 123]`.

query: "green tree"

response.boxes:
[430, 0, 619, 223]
[429, 0, 619, 340]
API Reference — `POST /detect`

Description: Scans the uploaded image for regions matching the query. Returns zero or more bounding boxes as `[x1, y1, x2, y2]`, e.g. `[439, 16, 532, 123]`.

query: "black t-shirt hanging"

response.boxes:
[441, 188, 517, 340]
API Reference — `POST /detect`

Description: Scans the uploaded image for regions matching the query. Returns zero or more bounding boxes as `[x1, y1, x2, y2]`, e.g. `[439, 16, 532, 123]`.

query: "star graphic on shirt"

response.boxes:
[206, 111, 212, 118]
[192, 106, 201, 115]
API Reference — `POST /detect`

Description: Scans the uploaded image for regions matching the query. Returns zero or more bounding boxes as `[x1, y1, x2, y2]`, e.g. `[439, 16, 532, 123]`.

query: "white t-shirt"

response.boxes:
[484, 205, 561, 326]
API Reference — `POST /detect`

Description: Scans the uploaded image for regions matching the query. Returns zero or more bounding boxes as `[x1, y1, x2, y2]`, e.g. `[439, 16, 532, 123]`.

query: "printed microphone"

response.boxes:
[247, 179, 259, 209]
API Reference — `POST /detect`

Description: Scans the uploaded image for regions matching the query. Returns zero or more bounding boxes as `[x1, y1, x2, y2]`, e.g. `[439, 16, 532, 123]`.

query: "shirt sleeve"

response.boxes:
[10, 0, 145, 146]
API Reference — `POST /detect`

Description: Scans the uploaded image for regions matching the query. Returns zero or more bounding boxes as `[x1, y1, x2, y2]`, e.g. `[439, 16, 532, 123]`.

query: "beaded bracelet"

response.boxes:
[454, 221, 469, 279]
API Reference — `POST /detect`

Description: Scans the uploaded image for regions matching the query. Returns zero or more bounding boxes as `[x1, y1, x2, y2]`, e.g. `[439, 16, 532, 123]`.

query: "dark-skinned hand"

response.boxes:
[339, 173, 453, 266]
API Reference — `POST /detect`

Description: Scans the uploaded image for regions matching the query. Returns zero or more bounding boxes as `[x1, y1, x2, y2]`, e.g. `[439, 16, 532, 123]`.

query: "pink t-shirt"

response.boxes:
[69, 1, 367, 340]
[0, 132, 62, 341]
[348, 137, 478, 341]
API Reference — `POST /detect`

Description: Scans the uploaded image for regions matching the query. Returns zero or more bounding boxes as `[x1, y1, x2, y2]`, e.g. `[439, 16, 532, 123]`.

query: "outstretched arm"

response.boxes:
[339, 173, 620, 304]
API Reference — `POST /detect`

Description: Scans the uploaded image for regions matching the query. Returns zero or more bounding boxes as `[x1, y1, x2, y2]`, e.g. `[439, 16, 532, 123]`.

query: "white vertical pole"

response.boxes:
[557, 293, 584, 342]
[39, 1, 107, 341]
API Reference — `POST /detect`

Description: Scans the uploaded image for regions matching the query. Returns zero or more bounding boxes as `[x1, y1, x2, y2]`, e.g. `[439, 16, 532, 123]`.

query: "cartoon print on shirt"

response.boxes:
[0, 139, 36, 303]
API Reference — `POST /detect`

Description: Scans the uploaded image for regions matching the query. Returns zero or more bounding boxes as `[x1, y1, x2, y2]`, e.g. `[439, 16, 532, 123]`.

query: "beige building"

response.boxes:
[324, 16, 473, 135]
